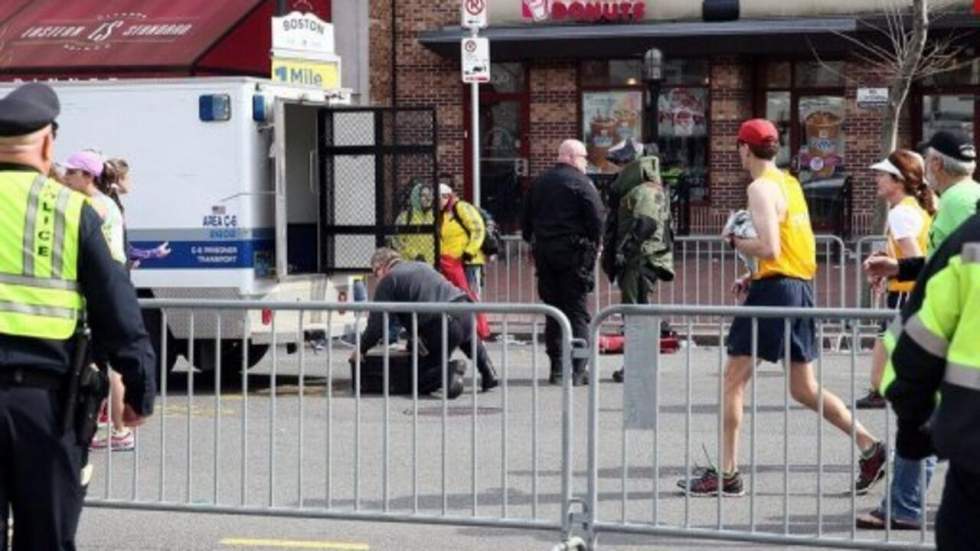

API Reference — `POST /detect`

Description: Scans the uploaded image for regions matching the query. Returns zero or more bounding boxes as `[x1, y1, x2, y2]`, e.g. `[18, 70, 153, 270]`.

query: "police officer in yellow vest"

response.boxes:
[881, 209, 980, 550]
[0, 83, 155, 550]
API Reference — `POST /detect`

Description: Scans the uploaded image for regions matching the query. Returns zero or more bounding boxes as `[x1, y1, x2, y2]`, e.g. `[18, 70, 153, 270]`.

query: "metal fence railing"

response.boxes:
[580, 304, 937, 551]
[83, 300, 941, 551]
[86, 299, 585, 550]
[484, 234, 849, 334]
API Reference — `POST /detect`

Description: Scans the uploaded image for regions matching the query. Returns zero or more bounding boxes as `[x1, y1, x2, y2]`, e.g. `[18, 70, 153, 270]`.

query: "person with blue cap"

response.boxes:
[0, 82, 156, 550]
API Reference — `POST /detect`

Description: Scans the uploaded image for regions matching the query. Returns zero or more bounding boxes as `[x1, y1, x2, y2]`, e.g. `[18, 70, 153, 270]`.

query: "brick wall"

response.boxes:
[369, 0, 464, 192]
[708, 57, 754, 224]
[370, 3, 919, 233]
[368, 0, 393, 107]
[841, 58, 916, 235]
[528, 60, 579, 178]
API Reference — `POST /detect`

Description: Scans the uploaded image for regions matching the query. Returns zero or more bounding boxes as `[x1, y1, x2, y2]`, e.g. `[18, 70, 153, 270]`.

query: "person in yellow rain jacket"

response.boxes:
[437, 181, 489, 340]
[390, 179, 436, 264]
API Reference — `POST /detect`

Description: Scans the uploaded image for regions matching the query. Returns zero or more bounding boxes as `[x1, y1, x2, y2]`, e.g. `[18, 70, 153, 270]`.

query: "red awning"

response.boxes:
[0, 0, 268, 76]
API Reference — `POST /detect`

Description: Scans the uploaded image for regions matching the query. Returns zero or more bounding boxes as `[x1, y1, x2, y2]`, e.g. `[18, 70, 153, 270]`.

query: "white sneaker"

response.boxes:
[90, 427, 135, 451]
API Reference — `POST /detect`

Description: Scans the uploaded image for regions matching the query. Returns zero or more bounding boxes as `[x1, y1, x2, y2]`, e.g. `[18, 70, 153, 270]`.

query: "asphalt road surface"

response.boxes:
[76, 333, 942, 551]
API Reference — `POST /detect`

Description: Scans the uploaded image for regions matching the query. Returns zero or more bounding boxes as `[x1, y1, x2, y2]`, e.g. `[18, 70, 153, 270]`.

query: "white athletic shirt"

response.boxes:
[887, 203, 924, 241]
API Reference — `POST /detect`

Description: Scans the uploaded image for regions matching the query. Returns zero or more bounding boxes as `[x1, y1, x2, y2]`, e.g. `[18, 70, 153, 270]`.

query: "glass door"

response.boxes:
[479, 100, 527, 233]
[465, 63, 529, 233]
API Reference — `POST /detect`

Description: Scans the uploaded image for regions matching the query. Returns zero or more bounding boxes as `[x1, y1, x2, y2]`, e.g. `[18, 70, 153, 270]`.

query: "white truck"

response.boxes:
[1, 77, 395, 375]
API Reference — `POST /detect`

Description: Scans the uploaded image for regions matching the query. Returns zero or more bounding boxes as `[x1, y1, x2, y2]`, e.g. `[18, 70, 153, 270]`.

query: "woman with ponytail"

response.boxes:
[101, 158, 171, 269]
[855, 148, 936, 531]
[858, 149, 933, 410]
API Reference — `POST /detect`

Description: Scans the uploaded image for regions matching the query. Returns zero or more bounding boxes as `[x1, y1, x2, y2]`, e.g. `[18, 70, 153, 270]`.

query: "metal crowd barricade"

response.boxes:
[577, 304, 937, 551]
[86, 299, 585, 550]
[853, 235, 889, 308]
[485, 234, 849, 335]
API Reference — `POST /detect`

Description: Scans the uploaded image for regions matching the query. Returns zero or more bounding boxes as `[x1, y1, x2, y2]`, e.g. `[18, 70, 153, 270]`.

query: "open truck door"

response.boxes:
[272, 96, 329, 280]
[317, 107, 440, 272]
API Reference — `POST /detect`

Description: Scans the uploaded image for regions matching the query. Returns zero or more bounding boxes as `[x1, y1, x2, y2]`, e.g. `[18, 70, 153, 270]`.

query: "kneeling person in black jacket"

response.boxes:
[350, 248, 498, 399]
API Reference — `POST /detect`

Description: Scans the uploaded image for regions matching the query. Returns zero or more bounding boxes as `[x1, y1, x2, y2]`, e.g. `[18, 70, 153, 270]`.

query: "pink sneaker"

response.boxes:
[90, 427, 135, 451]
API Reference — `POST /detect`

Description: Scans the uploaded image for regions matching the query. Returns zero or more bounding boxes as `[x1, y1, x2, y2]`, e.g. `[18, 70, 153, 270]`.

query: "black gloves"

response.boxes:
[896, 419, 935, 460]
[462, 251, 474, 263]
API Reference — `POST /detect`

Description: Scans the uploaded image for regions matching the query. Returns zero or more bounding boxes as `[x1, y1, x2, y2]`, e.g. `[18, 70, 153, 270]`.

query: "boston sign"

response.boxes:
[522, 0, 646, 23]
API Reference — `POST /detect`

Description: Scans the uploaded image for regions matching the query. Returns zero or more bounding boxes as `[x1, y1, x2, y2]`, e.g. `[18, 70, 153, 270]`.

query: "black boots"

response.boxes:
[548, 359, 588, 386]
[445, 359, 466, 399]
[478, 355, 499, 392]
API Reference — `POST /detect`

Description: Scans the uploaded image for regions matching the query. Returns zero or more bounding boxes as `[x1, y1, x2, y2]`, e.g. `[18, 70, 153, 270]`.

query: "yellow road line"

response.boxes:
[220, 538, 369, 550]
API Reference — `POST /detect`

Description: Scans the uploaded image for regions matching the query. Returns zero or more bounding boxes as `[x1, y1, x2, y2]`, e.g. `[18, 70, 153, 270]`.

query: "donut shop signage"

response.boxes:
[522, 0, 647, 22]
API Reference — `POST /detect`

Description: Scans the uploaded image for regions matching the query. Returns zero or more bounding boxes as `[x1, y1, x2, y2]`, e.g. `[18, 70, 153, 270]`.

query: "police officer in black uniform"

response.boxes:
[522, 139, 603, 385]
[0, 83, 156, 550]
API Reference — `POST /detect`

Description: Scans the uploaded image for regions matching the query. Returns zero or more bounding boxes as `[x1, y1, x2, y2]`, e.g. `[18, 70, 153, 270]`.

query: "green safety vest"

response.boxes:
[0, 172, 86, 340]
[881, 242, 980, 394]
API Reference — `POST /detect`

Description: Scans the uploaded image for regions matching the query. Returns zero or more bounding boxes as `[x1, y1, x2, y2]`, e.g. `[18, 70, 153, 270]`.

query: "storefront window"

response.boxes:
[765, 91, 792, 169]
[798, 96, 846, 184]
[580, 59, 711, 201]
[661, 60, 711, 86]
[923, 95, 974, 140]
[487, 62, 526, 94]
[794, 61, 844, 87]
[759, 60, 846, 185]
[582, 90, 643, 173]
[656, 61, 710, 201]
[580, 60, 643, 87]
[658, 87, 709, 201]
[766, 62, 792, 89]
[923, 59, 980, 87]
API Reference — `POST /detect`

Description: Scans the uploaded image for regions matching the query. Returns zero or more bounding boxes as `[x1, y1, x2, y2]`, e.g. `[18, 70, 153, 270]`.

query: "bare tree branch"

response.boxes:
[827, 29, 901, 67]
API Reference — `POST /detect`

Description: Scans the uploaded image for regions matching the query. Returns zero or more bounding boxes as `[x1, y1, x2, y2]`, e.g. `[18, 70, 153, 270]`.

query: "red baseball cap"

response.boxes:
[737, 119, 779, 147]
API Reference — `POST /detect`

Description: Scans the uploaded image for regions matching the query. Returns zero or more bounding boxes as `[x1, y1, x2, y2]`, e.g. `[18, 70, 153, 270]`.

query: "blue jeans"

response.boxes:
[876, 453, 937, 523]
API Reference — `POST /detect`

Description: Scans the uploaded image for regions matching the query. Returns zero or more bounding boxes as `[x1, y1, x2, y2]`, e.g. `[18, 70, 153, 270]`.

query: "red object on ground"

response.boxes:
[598, 334, 680, 355]
[438, 255, 490, 340]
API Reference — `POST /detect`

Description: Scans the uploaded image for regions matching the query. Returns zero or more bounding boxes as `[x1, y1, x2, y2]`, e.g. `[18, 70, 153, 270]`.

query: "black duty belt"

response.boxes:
[0, 367, 67, 390]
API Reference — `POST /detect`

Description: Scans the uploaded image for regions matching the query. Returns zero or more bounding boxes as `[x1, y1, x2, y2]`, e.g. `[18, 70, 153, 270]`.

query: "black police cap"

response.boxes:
[0, 83, 60, 137]
[923, 130, 976, 162]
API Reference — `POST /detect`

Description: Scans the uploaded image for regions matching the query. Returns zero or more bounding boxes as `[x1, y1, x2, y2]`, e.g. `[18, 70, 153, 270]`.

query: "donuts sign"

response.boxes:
[521, 0, 646, 23]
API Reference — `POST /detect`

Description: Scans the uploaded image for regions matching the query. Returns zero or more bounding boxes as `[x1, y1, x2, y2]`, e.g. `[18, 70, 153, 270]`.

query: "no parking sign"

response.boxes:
[461, 37, 490, 83]
[461, 0, 488, 28]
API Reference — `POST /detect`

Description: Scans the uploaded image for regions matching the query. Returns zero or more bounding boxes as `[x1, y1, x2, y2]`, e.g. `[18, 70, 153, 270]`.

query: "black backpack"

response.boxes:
[453, 201, 501, 257]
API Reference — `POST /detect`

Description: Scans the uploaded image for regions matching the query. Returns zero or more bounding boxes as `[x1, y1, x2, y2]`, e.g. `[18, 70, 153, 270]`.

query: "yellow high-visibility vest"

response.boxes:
[0, 172, 86, 340]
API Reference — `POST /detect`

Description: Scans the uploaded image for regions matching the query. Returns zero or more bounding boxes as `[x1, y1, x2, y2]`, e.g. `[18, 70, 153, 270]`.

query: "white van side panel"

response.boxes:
[44, 80, 257, 291]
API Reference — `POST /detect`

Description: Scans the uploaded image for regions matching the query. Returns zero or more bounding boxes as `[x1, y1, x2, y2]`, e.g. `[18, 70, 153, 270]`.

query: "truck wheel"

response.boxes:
[192, 340, 270, 375]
